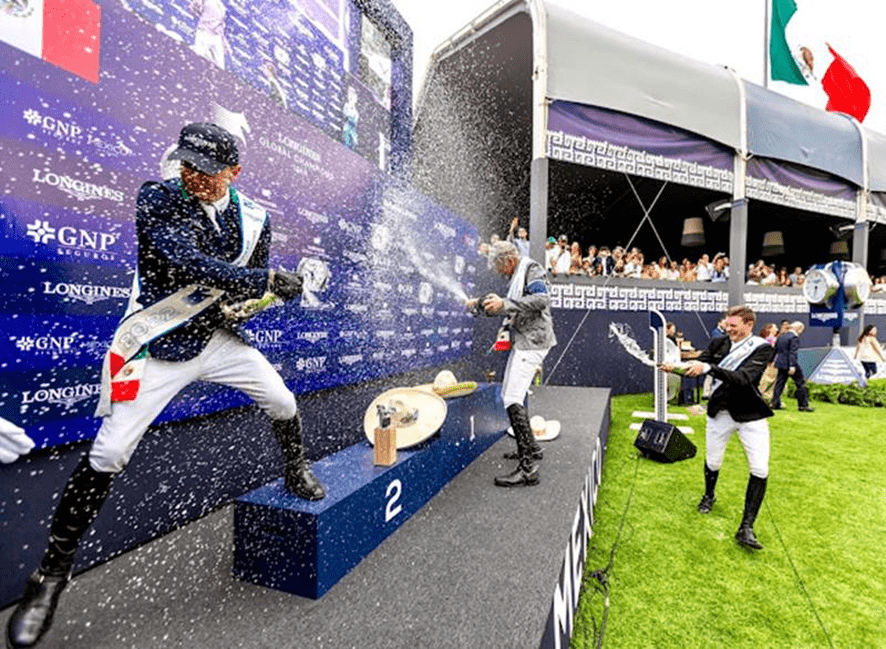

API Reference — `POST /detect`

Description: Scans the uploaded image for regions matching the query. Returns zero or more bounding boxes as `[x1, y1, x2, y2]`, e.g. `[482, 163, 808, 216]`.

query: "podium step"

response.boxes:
[233, 383, 508, 598]
[0, 386, 611, 649]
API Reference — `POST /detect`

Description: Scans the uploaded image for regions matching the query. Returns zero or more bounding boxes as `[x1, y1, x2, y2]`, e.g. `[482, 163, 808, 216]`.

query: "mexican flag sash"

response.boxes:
[95, 190, 268, 416]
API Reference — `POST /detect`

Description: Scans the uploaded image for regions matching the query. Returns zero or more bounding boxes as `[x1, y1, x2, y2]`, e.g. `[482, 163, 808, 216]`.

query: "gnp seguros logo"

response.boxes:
[11, 333, 78, 355]
[25, 218, 120, 261]
[245, 328, 286, 349]
[296, 356, 327, 373]
[22, 109, 135, 157]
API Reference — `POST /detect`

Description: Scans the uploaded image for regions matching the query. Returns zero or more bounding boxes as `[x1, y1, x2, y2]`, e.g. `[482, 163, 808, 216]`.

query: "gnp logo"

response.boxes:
[11, 333, 78, 355]
[25, 219, 120, 261]
[22, 109, 83, 142]
[296, 356, 327, 373]
[32, 168, 125, 202]
[22, 109, 134, 157]
[246, 329, 285, 348]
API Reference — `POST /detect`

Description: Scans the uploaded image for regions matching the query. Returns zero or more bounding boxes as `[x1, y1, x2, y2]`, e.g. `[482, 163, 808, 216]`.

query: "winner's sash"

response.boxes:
[95, 190, 268, 417]
[709, 335, 770, 394]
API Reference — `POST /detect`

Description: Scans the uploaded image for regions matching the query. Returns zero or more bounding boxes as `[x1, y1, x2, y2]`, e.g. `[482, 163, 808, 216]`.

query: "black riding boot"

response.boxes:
[494, 404, 540, 487]
[7, 455, 114, 649]
[273, 413, 326, 500]
[735, 475, 767, 550]
[502, 403, 543, 461]
[697, 463, 719, 513]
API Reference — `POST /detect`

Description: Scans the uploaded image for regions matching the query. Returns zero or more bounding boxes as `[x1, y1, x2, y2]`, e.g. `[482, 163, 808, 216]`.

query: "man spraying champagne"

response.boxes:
[660, 305, 775, 550]
[466, 240, 556, 487]
[6, 123, 326, 649]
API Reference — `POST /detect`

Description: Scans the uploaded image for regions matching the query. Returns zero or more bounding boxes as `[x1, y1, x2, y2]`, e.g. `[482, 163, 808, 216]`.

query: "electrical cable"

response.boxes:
[765, 500, 836, 649]
[581, 452, 641, 648]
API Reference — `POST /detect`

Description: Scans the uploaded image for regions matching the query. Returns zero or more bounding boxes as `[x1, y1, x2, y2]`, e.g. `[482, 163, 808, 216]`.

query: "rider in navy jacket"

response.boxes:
[6, 123, 324, 649]
[133, 177, 272, 361]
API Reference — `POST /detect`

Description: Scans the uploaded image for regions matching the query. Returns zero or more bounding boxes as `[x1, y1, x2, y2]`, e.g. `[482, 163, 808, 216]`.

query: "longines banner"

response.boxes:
[0, 0, 478, 449]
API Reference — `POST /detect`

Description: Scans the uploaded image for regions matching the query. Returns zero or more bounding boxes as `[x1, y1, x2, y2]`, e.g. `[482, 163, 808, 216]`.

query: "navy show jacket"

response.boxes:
[131, 179, 271, 362]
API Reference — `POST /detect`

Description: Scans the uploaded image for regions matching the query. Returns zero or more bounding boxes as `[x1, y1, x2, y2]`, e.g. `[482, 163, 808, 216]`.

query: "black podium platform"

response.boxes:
[0, 386, 611, 649]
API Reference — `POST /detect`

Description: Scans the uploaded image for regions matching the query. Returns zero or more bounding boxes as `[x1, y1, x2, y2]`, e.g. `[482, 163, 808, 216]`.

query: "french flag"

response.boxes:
[0, 0, 101, 83]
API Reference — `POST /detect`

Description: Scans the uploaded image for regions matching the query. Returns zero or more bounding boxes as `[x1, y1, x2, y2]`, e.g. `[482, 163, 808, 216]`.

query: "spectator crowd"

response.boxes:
[479, 222, 886, 290]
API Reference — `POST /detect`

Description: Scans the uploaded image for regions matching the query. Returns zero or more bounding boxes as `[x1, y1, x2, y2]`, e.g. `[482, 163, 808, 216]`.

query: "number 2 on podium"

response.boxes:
[385, 479, 403, 522]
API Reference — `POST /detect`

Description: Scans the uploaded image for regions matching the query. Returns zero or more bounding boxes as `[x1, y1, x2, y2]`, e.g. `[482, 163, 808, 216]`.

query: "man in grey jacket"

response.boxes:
[466, 240, 557, 487]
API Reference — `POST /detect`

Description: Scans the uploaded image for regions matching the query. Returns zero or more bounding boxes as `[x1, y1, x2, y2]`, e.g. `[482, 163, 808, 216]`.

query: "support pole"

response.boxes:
[649, 309, 669, 423]
[728, 155, 748, 307]
[849, 215, 869, 343]
[529, 157, 549, 264]
[724, 68, 749, 308]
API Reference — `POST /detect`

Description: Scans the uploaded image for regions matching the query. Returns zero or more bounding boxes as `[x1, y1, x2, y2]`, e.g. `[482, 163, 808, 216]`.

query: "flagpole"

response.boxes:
[763, 0, 769, 88]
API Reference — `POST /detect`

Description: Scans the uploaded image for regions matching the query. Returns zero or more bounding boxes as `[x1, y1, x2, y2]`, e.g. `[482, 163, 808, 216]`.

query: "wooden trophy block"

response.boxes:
[373, 427, 397, 466]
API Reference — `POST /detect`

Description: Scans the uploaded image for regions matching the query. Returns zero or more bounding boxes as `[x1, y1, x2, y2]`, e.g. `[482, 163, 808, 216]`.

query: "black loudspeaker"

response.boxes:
[634, 419, 697, 463]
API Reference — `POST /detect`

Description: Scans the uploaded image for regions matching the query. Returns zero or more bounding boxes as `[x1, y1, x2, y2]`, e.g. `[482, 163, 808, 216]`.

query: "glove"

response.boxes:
[0, 417, 35, 464]
[269, 269, 303, 301]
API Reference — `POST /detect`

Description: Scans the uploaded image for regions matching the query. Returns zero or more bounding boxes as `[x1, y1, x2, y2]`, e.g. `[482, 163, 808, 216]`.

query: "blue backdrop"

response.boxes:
[0, 0, 477, 450]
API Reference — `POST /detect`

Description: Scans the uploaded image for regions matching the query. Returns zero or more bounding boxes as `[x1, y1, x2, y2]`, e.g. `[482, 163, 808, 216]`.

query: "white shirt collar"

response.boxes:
[203, 191, 230, 214]
[200, 192, 230, 232]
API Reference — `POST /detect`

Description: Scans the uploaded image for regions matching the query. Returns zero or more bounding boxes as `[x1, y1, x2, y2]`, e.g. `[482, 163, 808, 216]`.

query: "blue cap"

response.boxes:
[168, 122, 239, 174]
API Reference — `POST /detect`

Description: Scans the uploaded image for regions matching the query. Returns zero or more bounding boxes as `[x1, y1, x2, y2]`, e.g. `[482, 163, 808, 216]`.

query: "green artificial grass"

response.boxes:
[571, 394, 886, 648]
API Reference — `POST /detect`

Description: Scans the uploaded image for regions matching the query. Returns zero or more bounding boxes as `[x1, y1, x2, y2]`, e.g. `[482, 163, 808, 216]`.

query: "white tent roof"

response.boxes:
[423, 0, 879, 190]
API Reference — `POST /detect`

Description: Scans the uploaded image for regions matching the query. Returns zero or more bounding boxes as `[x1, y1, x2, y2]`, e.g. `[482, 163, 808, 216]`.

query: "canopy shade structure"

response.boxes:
[412, 0, 886, 286]
[544, 2, 743, 152]
[743, 82, 864, 188]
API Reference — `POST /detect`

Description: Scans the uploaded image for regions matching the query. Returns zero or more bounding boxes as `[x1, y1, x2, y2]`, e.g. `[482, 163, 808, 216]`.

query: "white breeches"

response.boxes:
[500, 348, 549, 408]
[704, 410, 770, 479]
[90, 330, 296, 473]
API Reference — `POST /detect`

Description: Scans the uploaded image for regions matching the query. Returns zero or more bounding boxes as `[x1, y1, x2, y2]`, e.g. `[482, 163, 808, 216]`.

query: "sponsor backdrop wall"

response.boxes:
[0, 0, 480, 451]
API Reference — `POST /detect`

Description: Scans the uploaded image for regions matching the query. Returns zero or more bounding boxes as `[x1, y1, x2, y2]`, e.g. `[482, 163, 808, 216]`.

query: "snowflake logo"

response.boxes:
[13, 337, 35, 351]
[23, 109, 41, 126]
[25, 219, 56, 244]
[296, 358, 305, 371]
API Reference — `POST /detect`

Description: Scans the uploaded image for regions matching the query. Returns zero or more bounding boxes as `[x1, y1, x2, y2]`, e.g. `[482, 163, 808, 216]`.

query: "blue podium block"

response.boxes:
[233, 383, 508, 599]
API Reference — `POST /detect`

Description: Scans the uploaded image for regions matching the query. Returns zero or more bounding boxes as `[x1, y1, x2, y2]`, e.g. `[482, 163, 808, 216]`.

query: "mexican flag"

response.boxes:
[769, 0, 871, 122]
[821, 44, 871, 123]
[769, 0, 807, 85]
[0, 0, 101, 83]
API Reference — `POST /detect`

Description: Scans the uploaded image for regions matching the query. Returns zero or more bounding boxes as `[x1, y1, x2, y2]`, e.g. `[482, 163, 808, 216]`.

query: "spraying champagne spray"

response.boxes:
[607, 322, 657, 367]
